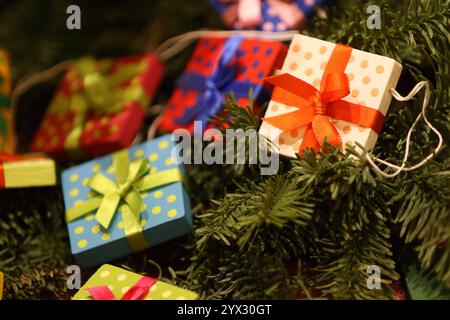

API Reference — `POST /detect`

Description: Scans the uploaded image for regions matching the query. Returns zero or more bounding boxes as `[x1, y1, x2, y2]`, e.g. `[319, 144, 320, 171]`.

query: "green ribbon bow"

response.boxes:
[66, 150, 183, 251]
[47, 56, 149, 154]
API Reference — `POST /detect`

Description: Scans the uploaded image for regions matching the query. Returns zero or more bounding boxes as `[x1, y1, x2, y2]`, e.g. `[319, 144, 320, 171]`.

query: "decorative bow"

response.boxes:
[49, 56, 149, 153]
[65, 150, 183, 251]
[220, 0, 303, 30]
[86, 276, 157, 300]
[263, 43, 385, 154]
[174, 36, 253, 127]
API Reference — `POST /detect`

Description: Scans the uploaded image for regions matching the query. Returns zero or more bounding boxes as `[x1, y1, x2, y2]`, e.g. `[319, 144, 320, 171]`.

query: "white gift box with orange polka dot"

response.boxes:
[259, 34, 402, 157]
[72, 264, 198, 300]
[61, 135, 193, 268]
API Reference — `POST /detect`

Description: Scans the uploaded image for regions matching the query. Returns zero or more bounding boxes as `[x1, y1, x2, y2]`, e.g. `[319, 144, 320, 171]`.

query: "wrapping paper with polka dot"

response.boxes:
[29, 53, 164, 161]
[259, 34, 403, 158]
[62, 135, 193, 268]
[159, 37, 287, 134]
[209, 0, 329, 31]
[72, 264, 198, 300]
[0, 49, 14, 153]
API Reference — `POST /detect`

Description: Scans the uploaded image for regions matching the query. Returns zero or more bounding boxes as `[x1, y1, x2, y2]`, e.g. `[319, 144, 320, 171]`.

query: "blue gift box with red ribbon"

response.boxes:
[159, 36, 287, 134]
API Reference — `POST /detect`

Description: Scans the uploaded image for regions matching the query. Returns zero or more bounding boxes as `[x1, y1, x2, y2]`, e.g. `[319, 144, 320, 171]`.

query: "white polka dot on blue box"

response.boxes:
[61, 134, 193, 268]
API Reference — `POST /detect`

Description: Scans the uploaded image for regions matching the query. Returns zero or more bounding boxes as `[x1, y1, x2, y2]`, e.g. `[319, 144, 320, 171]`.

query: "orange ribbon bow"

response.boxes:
[263, 43, 385, 155]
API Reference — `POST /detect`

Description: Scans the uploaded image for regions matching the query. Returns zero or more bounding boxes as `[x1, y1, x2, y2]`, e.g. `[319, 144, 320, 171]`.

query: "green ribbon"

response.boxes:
[65, 150, 184, 251]
[57, 56, 149, 154]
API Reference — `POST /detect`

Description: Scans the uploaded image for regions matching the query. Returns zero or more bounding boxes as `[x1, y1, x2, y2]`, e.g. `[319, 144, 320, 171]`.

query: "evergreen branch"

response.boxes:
[393, 159, 450, 285]
[290, 148, 399, 299]
[195, 175, 315, 255]
[0, 187, 71, 299]
[181, 244, 305, 299]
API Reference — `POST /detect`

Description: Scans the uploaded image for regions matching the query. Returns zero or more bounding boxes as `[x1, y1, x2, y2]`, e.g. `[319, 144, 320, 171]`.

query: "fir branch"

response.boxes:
[195, 175, 315, 255]
[393, 159, 450, 285]
[182, 245, 304, 300]
[290, 148, 399, 299]
[0, 187, 72, 299]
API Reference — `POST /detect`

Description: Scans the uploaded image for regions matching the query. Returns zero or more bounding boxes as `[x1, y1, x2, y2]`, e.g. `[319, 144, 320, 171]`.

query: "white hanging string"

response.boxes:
[146, 106, 164, 141]
[9, 60, 73, 148]
[363, 81, 444, 178]
[154, 29, 298, 61]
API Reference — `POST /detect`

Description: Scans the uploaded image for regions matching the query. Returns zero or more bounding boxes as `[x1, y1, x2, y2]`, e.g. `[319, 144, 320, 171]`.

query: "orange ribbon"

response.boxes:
[263, 44, 385, 155]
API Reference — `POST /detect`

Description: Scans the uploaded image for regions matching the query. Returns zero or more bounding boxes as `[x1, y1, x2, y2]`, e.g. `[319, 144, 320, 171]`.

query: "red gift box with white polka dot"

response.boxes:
[159, 37, 287, 134]
[29, 54, 164, 160]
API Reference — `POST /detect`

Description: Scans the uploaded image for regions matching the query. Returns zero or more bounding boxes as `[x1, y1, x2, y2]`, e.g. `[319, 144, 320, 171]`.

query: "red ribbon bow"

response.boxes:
[86, 276, 157, 300]
[263, 43, 385, 155]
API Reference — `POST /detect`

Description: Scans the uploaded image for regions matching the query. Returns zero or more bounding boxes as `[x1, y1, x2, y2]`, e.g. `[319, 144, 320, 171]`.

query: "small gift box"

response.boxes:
[0, 153, 56, 189]
[259, 34, 402, 157]
[209, 0, 329, 32]
[0, 49, 14, 153]
[159, 36, 287, 134]
[62, 134, 193, 267]
[72, 264, 198, 300]
[30, 54, 164, 160]
[0, 271, 3, 300]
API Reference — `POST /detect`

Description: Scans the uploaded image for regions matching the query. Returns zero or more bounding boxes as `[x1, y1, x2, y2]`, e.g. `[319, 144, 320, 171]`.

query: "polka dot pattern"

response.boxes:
[167, 194, 176, 203]
[62, 135, 192, 265]
[72, 265, 198, 300]
[161, 36, 287, 133]
[30, 54, 160, 158]
[75, 226, 84, 234]
[259, 34, 403, 158]
[77, 239, 88, 248]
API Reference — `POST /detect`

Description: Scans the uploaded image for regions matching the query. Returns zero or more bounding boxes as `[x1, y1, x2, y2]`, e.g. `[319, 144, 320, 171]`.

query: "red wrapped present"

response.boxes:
[159, 36, 287, 134]
[30, 54, 164, 160]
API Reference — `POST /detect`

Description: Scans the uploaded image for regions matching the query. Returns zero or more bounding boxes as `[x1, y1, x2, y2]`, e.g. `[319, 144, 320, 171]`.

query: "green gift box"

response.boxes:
[72, 264, 198, 300]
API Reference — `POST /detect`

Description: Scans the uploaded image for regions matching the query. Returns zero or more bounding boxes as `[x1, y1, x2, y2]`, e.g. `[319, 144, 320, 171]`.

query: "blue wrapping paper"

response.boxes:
[62, 134, 193, 267]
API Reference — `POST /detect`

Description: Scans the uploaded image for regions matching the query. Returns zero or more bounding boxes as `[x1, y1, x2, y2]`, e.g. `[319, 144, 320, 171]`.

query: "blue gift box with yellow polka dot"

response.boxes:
[62, 134, 193, 268]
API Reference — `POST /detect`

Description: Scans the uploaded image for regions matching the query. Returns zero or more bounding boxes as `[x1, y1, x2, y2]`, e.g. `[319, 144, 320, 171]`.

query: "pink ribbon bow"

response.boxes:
[86, 276, 157, 300]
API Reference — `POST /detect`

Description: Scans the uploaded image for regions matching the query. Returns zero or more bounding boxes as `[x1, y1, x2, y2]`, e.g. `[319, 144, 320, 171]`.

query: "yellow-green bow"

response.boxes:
[66, 149, 183, 251]
[58, 56, 149, 154]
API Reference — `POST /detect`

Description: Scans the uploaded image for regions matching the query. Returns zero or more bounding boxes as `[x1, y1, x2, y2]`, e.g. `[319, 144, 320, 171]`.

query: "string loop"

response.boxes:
[363, 81, 443, 178]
